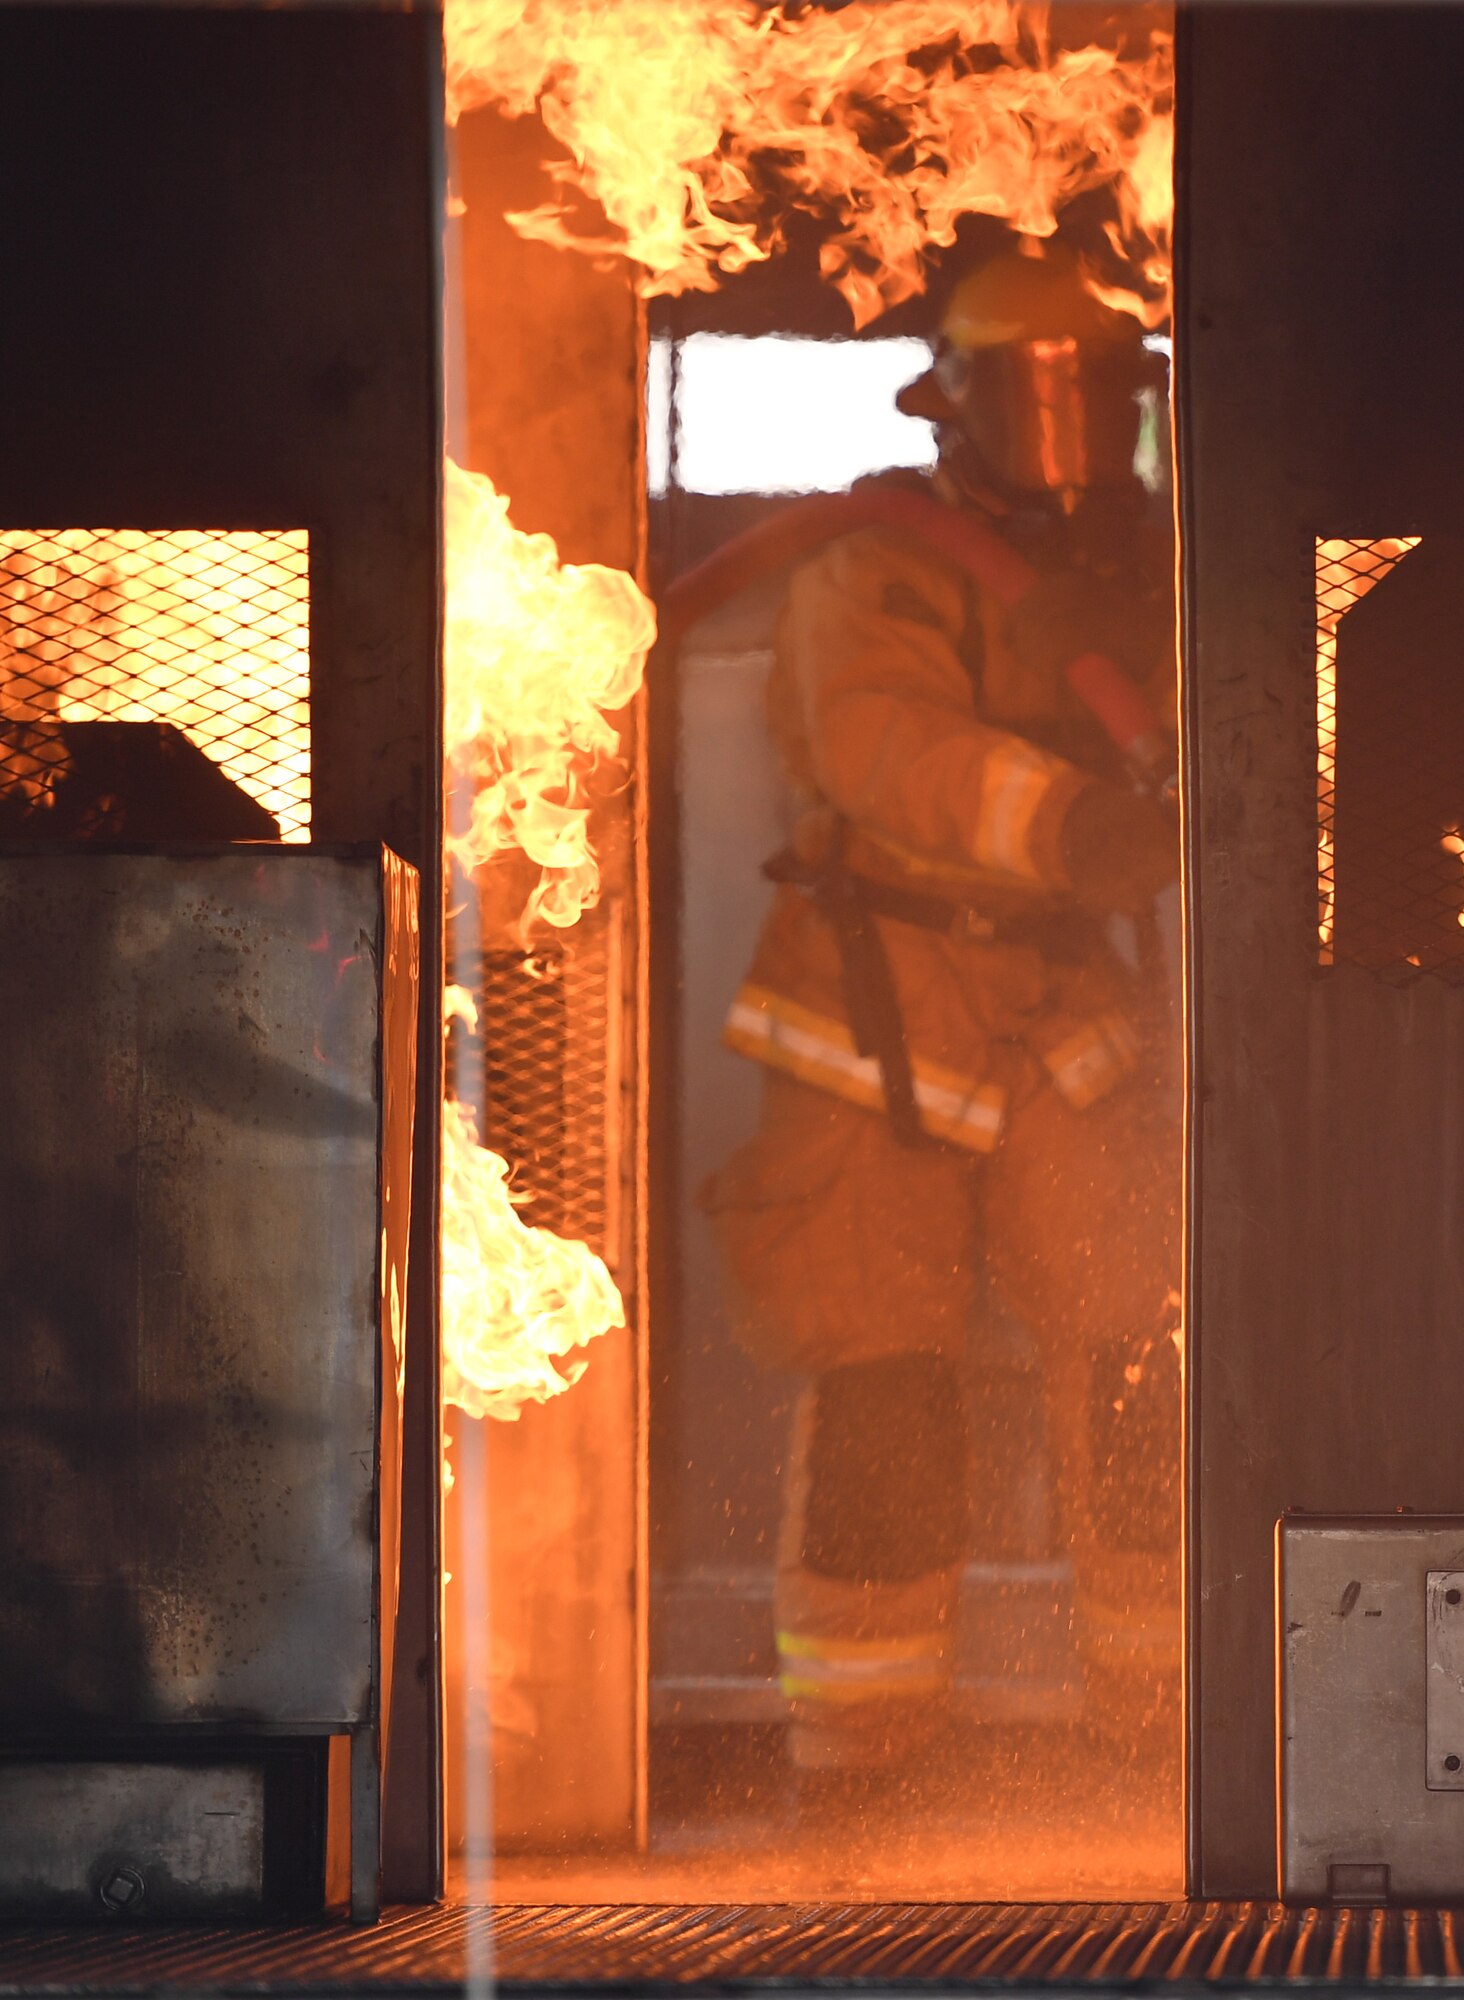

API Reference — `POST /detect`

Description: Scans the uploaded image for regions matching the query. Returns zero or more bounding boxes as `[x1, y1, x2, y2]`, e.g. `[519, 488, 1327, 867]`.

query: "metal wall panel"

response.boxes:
[1277, 1516, 1464, 1905]
[1179, 4, 1464, 1895]
[0, 850, 412, 1735]
[0, 1763, 266, 1923]
[0, 9, 444, 1895]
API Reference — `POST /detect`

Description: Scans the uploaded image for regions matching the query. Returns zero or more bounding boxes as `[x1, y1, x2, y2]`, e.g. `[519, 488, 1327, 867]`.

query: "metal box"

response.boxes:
[0, 847, 418, 1921]
[1278, 1514, 1464, 1903]
[0, 1762, 268, 1921]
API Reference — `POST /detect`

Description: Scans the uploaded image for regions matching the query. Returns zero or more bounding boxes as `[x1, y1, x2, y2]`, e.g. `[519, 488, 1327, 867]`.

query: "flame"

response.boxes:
[441, 462, 652, 1418]
[438, 5, 1172, 1421]
[441, 1098, 626, 1421]
[1087, 90, 1173, 329]
[444, 459, 655, 935]
[445, 0, 1172, 328]
[444, 982, 480, 1033]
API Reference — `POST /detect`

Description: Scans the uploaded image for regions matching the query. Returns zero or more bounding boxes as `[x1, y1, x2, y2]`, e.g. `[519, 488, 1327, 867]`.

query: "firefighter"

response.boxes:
[702, 239, 1181, 1783]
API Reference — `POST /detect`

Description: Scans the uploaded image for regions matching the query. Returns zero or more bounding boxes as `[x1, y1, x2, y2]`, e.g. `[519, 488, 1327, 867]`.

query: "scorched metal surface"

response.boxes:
[0, 846, 418, 1919]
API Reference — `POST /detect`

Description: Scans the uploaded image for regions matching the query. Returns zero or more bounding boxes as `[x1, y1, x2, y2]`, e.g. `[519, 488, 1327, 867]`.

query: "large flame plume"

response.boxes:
[441, 461, 654, 1419]
[445, 459, 655, 934]
[445, 0, 1172, 328]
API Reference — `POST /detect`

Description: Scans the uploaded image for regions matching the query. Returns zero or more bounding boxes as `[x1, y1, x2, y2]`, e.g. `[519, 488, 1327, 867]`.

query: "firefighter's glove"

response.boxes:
[1061, 782, 1178, 916]
[1005, 570, 1127, 685]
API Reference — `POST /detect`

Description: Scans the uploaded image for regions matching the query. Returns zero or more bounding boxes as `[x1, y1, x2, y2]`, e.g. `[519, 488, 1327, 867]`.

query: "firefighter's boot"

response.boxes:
[775, 1355, 970, 1781]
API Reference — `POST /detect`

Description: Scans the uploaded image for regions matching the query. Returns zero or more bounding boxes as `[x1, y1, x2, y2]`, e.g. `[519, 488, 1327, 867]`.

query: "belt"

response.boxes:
[762, 831, 926, 1149]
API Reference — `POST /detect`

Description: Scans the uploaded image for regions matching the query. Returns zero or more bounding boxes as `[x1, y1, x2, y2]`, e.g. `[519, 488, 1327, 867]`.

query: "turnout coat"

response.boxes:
[704, 494, 1177, 1377]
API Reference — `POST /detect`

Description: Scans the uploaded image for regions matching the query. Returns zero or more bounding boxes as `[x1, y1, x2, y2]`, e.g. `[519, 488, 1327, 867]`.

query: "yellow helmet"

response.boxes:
[922, 240, 1157, 510]
[941, 239, 1137, 353]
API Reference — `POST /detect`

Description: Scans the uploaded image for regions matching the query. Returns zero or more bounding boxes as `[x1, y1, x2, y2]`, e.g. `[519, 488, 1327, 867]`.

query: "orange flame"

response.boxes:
[441, 462, 653, 1418]
[445, 0, 1172, 328]
[1086, 77, 1173, 329]
[444, 458, 655, 935]
[441, 1098, 626, 1421]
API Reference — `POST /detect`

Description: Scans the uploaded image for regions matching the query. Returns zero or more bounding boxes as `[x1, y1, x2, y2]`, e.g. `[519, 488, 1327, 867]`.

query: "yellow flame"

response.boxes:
[441, 1099, 626, 1421]
[1089, 100, 1174, 328]
[444, 458, 655, 935]
[441, 463, 653, 1419]
[444, 982, 480, 1033]
[445, 0, 1172, 328]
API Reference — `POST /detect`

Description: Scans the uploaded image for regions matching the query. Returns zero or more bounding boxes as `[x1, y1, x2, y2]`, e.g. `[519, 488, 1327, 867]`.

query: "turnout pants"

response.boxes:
[710, 1070, 1180, 1770]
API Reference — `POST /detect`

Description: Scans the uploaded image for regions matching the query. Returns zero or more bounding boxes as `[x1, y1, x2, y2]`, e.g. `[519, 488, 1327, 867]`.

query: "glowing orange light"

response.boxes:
[0, 529, 311, 836]
[440, 462, 653, 1418]
[441, 1097, 626, 1421]
[444, 459, 655, 936]
[1315, 538, 1421, 960]
[445, 0, 1173, 329]
[439, 3, 1174, 1425]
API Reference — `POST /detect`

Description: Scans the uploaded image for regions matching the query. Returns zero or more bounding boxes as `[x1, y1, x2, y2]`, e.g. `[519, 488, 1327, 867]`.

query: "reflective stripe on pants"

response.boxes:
[776, 1386, 958, 1769]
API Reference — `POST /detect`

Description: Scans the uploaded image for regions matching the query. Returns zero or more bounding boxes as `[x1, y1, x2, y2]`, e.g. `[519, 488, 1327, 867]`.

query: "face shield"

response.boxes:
[934, 335, 1162, 512]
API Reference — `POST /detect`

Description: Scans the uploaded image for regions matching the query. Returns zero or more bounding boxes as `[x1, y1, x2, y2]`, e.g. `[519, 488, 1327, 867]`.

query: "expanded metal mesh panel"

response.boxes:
[478, 899, 621, 1258]
[0, 529, 310, 839]
[1316, 535, 1451, 969]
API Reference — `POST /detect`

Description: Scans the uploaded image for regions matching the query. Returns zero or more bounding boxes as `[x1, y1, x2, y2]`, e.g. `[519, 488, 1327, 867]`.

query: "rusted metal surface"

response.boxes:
[378, 848, 421, 1781]
[0, 1763, 265, 1922]
[3, 1898, 1464, 1989]
[1178, 6, 1464, 1895]
[0, 849, 411, 1735]
[0, 848, 417, 1923]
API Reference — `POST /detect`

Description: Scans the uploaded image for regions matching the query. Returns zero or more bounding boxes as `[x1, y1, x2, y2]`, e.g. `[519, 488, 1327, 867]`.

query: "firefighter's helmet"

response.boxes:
[900, 240, 1160, 511]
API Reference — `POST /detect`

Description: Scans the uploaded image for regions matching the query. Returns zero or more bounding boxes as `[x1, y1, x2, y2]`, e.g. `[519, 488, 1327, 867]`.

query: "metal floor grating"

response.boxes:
[3, 1900, 1464, 1991]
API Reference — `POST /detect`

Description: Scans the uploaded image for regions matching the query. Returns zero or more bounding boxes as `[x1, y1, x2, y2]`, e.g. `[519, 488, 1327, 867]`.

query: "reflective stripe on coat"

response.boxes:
[723, 518, 1143, 1142]
[724, 979, 1007, 1155]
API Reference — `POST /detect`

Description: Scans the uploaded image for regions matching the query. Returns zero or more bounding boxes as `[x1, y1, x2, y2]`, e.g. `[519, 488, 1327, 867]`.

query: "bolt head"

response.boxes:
[98, 1866, 146, 1914]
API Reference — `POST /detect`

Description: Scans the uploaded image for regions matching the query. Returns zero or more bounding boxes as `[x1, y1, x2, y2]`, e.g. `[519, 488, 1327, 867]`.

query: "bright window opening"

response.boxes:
[649, 334, 939, 497]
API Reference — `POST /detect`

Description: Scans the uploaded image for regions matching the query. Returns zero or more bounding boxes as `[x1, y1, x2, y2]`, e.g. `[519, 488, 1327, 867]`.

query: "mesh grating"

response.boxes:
[1316, 535, 1442, 968]
[478, 898, 621, 1258]
[0, 529, 310, 839]
[2, 1899, 1464, 1989]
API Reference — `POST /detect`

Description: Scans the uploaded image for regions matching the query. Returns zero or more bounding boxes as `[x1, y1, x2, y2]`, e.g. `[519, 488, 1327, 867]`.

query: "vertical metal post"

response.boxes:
[349, 1724, 382, 1926]
[1180, 2, 1464, 1894]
